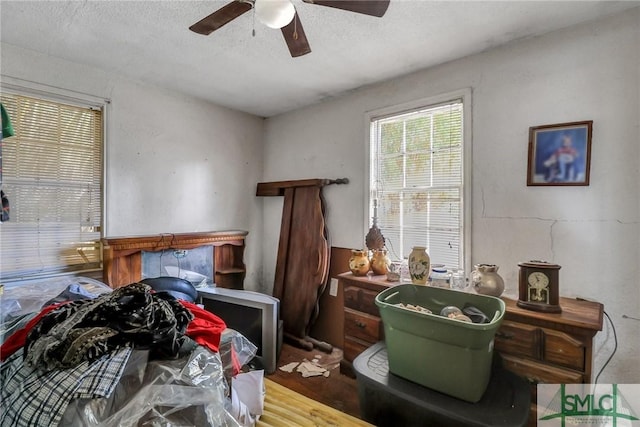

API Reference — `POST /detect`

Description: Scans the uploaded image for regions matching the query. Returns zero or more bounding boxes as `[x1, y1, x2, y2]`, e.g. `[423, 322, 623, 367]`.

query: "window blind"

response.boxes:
[0, 93, 103, 281]
[370, 99, 464, 269]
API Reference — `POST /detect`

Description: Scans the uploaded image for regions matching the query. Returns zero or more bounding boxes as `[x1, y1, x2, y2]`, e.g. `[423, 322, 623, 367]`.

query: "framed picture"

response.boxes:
[527, 120, 593, 186]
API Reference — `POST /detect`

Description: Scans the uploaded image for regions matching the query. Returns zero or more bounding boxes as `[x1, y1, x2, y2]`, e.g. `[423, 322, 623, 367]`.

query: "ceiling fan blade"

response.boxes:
[281, 12, 311, 58]
[302, 0, 390, 18]
[189, 1, 252, 35]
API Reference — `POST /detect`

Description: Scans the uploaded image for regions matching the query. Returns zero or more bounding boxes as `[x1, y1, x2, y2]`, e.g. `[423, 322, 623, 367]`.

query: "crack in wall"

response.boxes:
[479, 215, 639, 224]
[477, 189, 638, 225]
[478, 188, 638, 262]
[550, 219, 558, 261]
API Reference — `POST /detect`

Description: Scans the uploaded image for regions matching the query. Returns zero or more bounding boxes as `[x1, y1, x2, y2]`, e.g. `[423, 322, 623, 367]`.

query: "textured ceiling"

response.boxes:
[1, 1, 638, 117]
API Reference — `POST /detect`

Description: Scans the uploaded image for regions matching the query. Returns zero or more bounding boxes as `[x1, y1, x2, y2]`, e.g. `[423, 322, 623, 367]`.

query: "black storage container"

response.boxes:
[353, 342, 531, 427]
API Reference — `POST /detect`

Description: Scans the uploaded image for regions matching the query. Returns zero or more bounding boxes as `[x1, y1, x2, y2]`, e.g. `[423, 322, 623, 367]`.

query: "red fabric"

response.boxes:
[0, 303, 66, 361]
[230, 347, 242, 376]
[180, 300, 226, 353]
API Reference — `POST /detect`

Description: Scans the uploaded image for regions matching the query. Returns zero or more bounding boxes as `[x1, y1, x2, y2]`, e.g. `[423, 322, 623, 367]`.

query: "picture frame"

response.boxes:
[527, 120, 593, 186]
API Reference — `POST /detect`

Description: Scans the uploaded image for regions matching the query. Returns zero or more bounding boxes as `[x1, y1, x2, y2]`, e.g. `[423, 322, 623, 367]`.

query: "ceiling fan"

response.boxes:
[189, 0, 391, 58]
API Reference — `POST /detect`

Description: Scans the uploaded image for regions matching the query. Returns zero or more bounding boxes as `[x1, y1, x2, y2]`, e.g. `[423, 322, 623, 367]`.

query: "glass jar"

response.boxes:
[450, 269, 466, 290]
[400, 258, 410, 282]
[429, 264, 449, 288]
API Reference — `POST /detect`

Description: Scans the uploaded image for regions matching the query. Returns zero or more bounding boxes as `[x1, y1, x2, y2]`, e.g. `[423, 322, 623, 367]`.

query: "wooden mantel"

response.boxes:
[102, 230, 247, 289]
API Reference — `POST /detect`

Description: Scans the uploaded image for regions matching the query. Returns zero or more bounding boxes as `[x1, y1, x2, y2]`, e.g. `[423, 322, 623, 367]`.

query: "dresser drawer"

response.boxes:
[494, 320, 542, 360]
[501, 353, 584, 385]
[343, 335, 371, 363]
[543, 329, 586, 371]
[344, 285, 380, 316]
[344, 307, 382, 343]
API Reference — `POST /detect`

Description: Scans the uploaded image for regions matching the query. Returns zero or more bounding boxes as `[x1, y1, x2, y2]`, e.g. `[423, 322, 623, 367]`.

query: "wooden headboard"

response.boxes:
[101, 230, 247, 289]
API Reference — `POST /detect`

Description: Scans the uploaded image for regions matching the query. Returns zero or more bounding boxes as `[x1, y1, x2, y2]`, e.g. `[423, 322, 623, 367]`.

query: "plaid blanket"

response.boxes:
[0, 346, 131, 427]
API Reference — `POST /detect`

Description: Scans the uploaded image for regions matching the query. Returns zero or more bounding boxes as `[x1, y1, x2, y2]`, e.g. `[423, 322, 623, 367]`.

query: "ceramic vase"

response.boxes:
[349, 249, 370, 276]
[370, 249, 391, 276]
[472, 264, 505, 297]
[408, 246, 431, 285]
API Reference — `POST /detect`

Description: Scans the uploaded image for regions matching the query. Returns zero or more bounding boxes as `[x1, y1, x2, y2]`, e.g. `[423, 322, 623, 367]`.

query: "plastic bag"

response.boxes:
[1, 276, 111, 321]
[61, 346, 240, 426]
[0, 276, 112, 344]
[219, 328, 258, 380]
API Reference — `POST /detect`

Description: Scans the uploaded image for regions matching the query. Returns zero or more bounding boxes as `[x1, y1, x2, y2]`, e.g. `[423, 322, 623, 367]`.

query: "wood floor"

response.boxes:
[264, 342, 362, 420]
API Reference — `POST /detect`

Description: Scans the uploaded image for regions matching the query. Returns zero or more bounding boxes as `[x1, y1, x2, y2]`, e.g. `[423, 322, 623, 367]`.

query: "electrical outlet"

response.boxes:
[329, 278, 339, 297]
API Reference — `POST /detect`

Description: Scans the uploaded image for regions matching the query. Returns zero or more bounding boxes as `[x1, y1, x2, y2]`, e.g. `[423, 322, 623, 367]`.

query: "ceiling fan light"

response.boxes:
[255, 0, 295, 29]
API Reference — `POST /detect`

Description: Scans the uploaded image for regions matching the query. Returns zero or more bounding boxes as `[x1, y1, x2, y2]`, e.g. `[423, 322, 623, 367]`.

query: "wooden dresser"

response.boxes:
[339, 272, 399, 375]
[337, 272, 604, 425]
[495, 296, 603, 425]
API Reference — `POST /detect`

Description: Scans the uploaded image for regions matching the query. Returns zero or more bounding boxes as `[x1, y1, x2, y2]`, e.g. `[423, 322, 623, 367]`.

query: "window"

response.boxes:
[368, 90, 470, 271]
[0, 91, 104, 282]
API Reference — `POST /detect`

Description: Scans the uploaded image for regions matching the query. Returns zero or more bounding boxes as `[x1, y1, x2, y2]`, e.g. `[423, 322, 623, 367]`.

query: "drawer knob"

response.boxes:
[355, 320, 366, 328]
[496, 331, 514, 339]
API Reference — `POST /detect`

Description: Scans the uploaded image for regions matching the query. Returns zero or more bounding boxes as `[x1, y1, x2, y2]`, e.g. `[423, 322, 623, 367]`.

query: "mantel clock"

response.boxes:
[517, 261, 562, 313]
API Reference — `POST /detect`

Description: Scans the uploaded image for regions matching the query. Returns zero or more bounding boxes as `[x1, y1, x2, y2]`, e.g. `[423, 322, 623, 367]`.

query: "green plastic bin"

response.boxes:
[375, 284, 505, 403]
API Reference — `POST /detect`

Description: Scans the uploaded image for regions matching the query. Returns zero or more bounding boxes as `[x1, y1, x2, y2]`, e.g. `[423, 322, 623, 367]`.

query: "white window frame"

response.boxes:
[364, 88, 472, 275]
[0, 76, 109, 283]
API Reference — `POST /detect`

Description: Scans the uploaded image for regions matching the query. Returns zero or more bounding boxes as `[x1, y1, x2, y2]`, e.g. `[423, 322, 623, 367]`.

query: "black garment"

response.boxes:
[462, 304, 491, 324]
[1, 102, 13, 221]
[25, 283, 194, 372]
[0, 190, 8, 222]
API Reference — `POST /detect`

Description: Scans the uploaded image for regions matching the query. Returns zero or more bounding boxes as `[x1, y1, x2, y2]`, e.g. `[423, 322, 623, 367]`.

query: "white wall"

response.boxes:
[262, 9, 640, 383]
[1, 43, 266, 289]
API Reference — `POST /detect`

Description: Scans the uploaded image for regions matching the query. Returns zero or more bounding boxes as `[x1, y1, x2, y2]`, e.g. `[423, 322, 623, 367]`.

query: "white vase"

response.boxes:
[408, 246, 431, 285]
